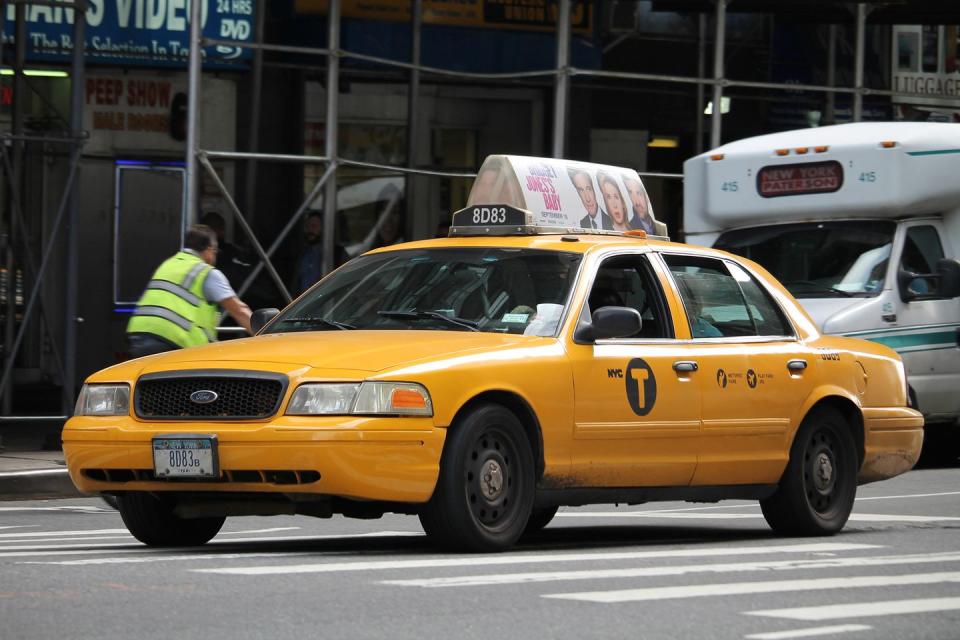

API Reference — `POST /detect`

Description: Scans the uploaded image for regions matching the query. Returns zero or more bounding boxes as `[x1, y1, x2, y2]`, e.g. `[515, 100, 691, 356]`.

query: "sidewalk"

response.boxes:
[0, 422, 83, 500]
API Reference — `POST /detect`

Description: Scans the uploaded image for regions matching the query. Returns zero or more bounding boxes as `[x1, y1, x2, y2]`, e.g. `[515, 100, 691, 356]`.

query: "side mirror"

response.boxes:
[898, 258, 960, 302]
[936, 258, 960, 298]
[574, 306, 642, 342]
[250, 308, 280, 334]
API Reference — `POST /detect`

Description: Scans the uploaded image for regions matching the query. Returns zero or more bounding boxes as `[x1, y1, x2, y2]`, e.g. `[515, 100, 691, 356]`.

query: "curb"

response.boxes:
[0, 469, 84, 501]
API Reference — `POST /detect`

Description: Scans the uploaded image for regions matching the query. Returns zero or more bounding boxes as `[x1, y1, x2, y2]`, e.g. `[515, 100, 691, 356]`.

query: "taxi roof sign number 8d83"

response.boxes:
[461, 155, 667, 238]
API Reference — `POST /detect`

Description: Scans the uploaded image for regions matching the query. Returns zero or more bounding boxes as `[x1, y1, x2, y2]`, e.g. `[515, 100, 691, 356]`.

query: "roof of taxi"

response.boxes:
[369, 231, 681, 256]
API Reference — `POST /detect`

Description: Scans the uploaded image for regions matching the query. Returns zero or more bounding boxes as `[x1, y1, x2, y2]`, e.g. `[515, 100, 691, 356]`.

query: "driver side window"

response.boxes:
[900, 226, 945, 296]
[588, 255, 673, 339]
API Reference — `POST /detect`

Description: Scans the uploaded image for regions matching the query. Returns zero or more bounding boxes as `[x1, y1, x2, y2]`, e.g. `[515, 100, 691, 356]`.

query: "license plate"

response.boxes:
[152, 436, 219, 478]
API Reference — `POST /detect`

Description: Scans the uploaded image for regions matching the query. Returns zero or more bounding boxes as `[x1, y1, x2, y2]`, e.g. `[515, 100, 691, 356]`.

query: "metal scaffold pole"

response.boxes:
[62, 0, 87, 414]
[710, 0, 727, 149]
[552, 0, 571, 159]
[322, 0, 340, 276]
[853, 3, 866, 122]
[185, 0, 203, 227]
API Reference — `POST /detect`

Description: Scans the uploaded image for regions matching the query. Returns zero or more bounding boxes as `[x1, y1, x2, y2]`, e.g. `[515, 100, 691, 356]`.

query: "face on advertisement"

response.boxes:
[599, 174, 627, 229]
[571, 171, 598, 216]
[624, 176, 650, 221]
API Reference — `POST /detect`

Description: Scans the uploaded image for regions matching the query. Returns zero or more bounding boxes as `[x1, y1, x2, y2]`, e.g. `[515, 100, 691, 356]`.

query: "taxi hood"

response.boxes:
[132, 330, 545, 376]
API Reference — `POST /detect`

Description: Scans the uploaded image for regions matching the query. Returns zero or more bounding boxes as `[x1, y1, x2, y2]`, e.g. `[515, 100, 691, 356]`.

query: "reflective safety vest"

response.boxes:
[127, 251, 219, 349]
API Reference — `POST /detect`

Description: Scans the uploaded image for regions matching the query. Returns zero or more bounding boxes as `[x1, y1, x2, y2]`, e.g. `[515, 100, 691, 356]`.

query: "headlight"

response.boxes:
[286, 382, 433, 416]
[75, 384, 130, 416]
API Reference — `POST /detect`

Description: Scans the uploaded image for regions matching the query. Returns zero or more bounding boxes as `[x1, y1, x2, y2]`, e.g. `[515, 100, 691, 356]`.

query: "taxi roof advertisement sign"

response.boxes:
[468, 155, 660, 234]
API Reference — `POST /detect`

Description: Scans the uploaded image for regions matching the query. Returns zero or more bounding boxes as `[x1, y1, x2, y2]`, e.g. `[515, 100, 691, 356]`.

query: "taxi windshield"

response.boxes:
[268, 247, 582, 335]
[715, 221, 896, 298]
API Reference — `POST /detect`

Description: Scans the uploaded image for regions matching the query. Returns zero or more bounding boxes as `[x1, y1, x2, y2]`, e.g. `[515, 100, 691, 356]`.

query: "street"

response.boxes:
[1, 467, 958, 640]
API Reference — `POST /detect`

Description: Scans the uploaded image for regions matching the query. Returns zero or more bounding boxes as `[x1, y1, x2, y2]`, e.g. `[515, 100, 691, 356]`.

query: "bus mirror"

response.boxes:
[897, 269, 919, 302]
[936, 258, 960, 298]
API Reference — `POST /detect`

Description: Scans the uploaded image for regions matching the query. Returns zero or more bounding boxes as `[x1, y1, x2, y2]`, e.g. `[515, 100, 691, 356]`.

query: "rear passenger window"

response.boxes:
[663, 254, 792, 338]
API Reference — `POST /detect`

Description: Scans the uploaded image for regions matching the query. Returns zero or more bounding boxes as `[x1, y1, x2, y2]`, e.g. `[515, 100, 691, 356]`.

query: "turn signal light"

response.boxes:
[624, 230, 647, 239]
[391, 388, 428, 410]
[881, 140, 897, 148]
[795, 147, 809, 154]
[775, 149, 789, 156]
[814, 145, 829, 153]
[710, 154, 725, 161]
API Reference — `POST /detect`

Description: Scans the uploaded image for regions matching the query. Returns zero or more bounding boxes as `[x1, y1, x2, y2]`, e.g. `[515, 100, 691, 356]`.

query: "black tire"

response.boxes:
[118, 492, 225, 547]
[419, 403, 535, 552]
[761, 407, 858, 536]
[522, 505, 559, 536]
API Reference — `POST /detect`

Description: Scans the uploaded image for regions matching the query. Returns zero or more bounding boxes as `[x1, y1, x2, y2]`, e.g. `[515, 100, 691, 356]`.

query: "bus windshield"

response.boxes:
[714, 221, 897, 298]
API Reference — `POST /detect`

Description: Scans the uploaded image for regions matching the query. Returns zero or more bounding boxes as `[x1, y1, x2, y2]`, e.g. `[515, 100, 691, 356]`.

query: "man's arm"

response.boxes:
[219, 296, 253, 335]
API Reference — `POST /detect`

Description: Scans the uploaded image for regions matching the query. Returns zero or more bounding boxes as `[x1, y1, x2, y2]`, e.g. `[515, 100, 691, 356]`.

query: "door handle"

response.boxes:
[787, 359, 807, 372]
[673, 360, 699, 373]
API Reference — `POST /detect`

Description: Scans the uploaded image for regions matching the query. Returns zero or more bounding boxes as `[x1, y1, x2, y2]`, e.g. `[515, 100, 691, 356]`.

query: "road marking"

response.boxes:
[193, 542, 880, 576]
[855, 490, 960, 501]
[554, 511, 960, 523]
[542, 571, 960, 603]
[0, 528, 129, 539]
[848, 513, 960, 522]
[4, 530, 421, 560]
[747, 597, 960, 621]
[219, 527, 300, 536]
[0, 469, 69, 477]
[0, 506, 112, 513]
[744, 625, 872, 639]
[382, 551, 960, 588]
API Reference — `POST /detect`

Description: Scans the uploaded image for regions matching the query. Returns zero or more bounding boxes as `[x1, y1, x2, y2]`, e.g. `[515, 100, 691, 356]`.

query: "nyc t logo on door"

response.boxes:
[625, 358, 657, 416]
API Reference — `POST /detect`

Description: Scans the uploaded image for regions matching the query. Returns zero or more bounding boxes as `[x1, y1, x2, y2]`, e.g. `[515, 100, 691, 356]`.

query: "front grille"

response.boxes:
[135, 370, 287, 419]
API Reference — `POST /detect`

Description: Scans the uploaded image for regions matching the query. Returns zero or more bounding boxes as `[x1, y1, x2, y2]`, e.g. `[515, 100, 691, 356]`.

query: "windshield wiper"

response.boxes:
[378, 309, 479, 331]
[277, 316, 356, 330]
[782, 280, 855, 298]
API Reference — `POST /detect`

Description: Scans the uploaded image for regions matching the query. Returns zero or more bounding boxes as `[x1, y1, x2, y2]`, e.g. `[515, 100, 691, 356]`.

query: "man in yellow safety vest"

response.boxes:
[126, 224, 253, 358]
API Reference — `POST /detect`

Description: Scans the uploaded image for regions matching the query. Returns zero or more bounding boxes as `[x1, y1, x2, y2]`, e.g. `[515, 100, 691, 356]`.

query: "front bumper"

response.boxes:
[62, 415, 445, 503]
[858, 406, 924, 484]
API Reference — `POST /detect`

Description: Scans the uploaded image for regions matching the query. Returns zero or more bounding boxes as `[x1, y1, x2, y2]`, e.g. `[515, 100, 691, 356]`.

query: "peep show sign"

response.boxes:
[0, 0, 255, 67]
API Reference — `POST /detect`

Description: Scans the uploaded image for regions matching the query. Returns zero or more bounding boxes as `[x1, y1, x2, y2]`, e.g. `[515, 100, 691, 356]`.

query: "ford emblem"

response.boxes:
[189, 390, 219, 404]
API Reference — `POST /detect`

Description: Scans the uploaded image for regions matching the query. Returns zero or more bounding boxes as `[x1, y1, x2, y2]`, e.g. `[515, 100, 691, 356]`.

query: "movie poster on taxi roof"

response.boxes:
[471, 155, 658, 233]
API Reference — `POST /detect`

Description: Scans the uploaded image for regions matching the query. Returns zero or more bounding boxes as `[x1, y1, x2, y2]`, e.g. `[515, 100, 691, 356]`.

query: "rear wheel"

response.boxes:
[118, 492, 225, 547]
[761, 407, 857, 536]
[419, 403, 534, 552]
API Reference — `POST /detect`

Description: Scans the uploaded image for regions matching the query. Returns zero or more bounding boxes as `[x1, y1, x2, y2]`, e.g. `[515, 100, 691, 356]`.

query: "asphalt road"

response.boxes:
[1, 467, 958, 640]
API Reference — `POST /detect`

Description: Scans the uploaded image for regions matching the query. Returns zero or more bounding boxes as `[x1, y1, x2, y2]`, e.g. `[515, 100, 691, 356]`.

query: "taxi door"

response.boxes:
[658, 253, 813, 486]
[566, 253, 700, 487]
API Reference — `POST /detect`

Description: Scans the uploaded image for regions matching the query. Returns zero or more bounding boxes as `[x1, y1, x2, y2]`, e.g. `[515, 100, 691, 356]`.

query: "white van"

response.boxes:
[684, 122, 960, 455]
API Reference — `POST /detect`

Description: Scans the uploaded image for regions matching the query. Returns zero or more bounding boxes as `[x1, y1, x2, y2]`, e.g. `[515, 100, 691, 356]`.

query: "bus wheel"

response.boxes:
[761, 407, 857, 536]
[419, 403, 534, 552]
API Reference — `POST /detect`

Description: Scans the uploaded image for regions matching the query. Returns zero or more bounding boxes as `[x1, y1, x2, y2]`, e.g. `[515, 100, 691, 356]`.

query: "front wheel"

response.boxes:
[761, 407, 858, 536]
[118, 492, 225, 547]
[419, 403, 535, 552]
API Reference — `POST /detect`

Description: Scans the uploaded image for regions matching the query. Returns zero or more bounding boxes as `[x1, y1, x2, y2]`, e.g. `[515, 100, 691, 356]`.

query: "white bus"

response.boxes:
[684, 122, 960, 456]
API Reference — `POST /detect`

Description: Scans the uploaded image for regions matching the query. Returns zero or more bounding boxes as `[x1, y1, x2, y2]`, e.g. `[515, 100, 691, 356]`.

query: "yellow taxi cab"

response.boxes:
[63, 156, 923, 552]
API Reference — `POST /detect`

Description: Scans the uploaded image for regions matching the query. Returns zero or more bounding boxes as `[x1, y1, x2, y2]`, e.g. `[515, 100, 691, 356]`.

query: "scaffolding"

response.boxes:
[0, 0, 943, 419]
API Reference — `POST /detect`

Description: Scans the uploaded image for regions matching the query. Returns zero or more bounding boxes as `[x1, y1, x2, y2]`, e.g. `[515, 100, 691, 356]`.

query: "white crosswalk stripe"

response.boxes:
[381, 551, 960, 588]
[192, 542, 880, 576]
[744, 624, 873, 639]
[542, 572, 960, 603]
[747, 597, 960, 621]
